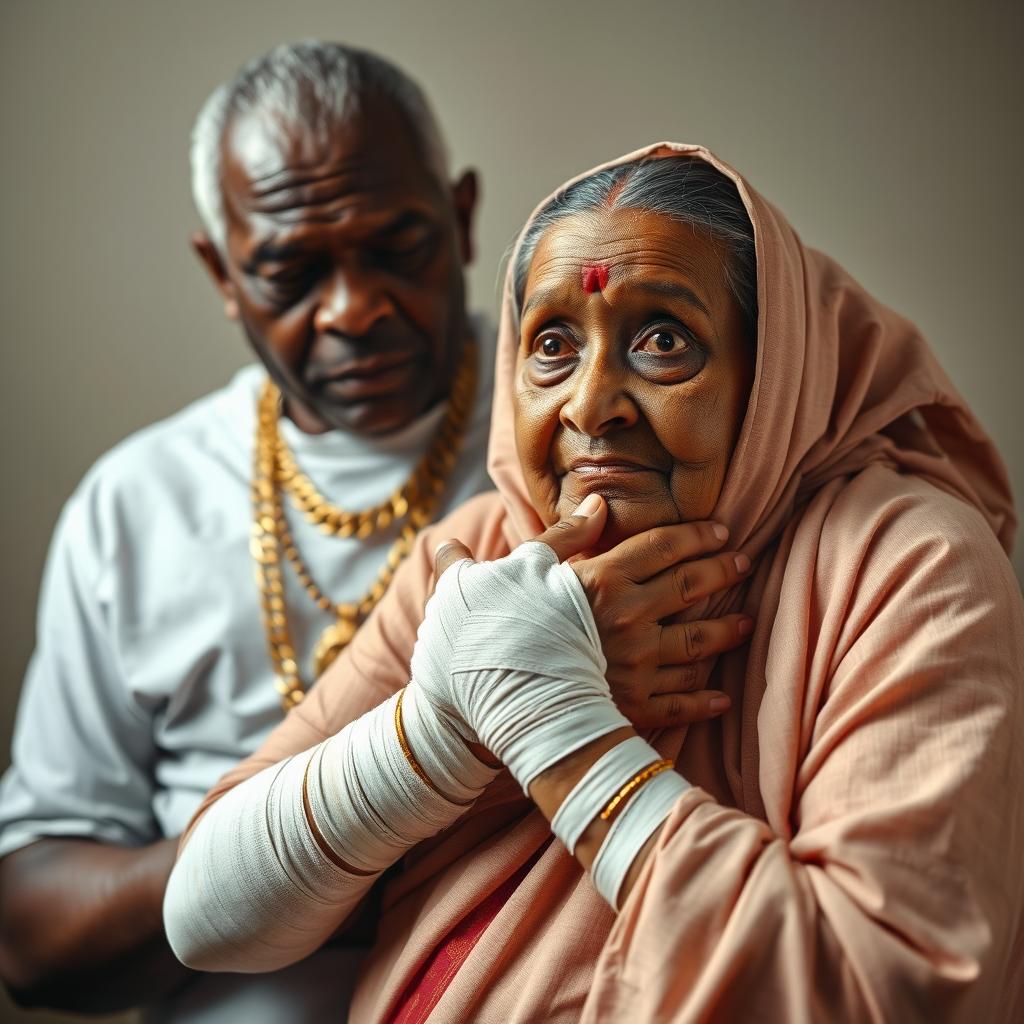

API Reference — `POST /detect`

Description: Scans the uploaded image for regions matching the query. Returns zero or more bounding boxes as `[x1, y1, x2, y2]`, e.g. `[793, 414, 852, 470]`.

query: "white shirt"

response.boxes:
[0, 318, 496, 1022]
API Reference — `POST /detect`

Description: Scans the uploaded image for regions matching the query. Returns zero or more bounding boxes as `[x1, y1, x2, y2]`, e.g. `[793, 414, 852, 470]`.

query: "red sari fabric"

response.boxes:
[387, 846, 545, 1024]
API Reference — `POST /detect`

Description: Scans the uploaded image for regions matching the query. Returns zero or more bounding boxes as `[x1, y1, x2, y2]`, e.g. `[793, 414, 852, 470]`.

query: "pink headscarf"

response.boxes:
[490, 141, 1013, 552]
[489, 140, 1015, 818]
[194, 143, 1023, 1022]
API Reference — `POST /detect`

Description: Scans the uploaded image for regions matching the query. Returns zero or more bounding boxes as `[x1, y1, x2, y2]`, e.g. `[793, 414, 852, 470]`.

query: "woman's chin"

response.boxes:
[588, 496, 683, 553]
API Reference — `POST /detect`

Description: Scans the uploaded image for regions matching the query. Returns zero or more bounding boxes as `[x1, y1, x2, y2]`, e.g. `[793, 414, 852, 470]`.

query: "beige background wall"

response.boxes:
[1, 1, 1021, 1021]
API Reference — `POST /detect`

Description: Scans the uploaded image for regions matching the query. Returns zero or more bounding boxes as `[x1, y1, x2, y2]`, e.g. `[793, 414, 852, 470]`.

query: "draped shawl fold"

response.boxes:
[190, 143, 1024, 1022]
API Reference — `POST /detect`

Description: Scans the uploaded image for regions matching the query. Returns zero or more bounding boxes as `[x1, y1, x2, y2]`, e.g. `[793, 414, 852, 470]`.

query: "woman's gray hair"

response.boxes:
[190, 41, 449, 252]
[513, 157, 757, 340]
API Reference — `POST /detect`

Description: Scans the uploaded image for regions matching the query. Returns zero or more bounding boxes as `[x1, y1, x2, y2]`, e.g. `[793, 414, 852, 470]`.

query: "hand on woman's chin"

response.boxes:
[556, 493, 685, 553]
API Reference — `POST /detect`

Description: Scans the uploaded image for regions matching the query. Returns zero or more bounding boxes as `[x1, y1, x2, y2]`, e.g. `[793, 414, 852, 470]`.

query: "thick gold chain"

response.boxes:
[275, 352, 476, 539]
[251, 340, 477, 711]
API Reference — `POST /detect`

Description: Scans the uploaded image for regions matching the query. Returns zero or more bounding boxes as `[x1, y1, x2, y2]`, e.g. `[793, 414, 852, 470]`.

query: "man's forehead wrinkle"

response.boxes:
[240, 200, 431, 264]
[246, 175, 371, 218]
[247, 160, 363, 197]
[234, 156, 428, 228]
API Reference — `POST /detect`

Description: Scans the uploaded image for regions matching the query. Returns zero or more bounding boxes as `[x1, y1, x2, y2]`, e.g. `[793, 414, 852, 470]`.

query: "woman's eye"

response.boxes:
[636, 328, 690, 355]
[536, 334, 571, 358]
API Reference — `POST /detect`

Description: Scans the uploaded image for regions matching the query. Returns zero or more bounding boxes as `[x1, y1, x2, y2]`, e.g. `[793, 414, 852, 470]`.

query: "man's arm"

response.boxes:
[0, 484, 187, 1012]
[0, 836, 191, 1012]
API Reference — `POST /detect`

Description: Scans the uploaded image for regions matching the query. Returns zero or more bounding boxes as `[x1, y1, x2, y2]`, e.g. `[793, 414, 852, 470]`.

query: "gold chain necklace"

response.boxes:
[251, 340, 478, 710]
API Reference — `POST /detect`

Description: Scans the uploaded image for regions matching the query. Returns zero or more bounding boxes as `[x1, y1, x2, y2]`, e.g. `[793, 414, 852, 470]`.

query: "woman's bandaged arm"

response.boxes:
[164, 538, 670, 972]
[163, 686, 496, 973]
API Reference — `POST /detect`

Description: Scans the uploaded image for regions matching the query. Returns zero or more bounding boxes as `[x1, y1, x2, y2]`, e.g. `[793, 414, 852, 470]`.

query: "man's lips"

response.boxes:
[314, 352, 422, 401]
[314, 350, 420, 385]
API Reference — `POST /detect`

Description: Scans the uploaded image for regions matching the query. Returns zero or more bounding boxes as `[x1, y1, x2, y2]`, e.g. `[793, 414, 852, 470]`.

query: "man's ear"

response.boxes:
[451, 170, 479, 267]
[191, 232, 239, 321]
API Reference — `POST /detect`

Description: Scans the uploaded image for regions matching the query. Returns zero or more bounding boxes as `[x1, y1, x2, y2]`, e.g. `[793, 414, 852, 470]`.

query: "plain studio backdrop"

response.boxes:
[1, 2, 1021, 1022]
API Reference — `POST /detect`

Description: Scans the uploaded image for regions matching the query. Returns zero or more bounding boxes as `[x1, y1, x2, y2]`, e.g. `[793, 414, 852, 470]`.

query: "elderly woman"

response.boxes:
[164, 144, 1024, 1022]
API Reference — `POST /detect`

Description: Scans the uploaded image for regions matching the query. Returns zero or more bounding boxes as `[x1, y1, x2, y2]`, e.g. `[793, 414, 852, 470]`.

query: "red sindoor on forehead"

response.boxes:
[581, 264, 610, 293]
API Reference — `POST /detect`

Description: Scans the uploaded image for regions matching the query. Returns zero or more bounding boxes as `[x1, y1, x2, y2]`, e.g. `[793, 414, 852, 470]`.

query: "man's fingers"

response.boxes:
[590, 520, 731, 582]
[628, 691, 732, 729]
[658, 615, 753, 666]
[533, 493, 608, 563]
[645, 550, 751, 619]
[434, 539, 474, 583]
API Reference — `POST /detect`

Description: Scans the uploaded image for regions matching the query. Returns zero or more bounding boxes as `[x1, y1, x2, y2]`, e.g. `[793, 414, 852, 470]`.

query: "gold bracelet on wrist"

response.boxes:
[394, 689, 442, 795]
[600, 758, 674, 822]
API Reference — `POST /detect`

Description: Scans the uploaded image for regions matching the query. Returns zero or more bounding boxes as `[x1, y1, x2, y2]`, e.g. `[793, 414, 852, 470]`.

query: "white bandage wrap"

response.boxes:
[411, 541, 630, 792]
[550, 736, 662, 855]
[400, 685, 495, 803]
[164, 692, 496, 973]
[590, 768, 690, 910]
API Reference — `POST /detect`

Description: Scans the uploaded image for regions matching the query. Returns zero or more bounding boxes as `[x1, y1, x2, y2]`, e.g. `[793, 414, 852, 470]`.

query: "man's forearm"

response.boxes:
[0, 836, 192, 1012]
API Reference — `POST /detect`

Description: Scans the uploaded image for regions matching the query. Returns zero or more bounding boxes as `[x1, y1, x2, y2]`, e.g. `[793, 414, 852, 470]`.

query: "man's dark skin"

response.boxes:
[198, 96, 478, 438]
[0, 89, 478, 1012]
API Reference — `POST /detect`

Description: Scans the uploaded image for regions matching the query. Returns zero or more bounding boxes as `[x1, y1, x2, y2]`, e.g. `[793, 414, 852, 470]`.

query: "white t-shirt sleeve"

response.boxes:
[0, 485, 160, 857]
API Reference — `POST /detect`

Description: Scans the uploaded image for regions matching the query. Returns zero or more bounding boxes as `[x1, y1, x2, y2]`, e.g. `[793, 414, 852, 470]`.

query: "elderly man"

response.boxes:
[0, 41, 493, 1020]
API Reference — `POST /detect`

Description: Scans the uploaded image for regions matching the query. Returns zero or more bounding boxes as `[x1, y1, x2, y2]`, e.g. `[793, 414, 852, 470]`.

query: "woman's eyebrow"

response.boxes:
[631, 280, 711, 317]
[521, 286, 565, 320]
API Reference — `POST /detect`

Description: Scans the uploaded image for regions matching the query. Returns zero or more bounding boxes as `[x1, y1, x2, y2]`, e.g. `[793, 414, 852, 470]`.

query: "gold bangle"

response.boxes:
[394, 689, 442, 795]
[301, 752, 348, 870]
[600, 759, 674, 822]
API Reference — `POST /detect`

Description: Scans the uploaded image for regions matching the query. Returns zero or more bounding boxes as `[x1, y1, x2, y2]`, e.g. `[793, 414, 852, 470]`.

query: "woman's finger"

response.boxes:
[532, 493, 608, 563]
[658, 615, 753, 666]
[644, 550, 751, 619]
[587, 520, 730, 583]
[629, 690, 732, 730]
[434, 539, 474, 583]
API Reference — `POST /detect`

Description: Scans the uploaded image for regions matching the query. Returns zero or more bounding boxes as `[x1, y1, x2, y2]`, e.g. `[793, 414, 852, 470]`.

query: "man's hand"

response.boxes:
[434, 493, 752, 731]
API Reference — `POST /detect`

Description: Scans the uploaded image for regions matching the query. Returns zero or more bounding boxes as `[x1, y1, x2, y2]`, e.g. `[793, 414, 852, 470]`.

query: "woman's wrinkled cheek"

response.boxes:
[652, 387, 736, 522]
[513, 375, 563, 525]
[668, 461, 725, 522]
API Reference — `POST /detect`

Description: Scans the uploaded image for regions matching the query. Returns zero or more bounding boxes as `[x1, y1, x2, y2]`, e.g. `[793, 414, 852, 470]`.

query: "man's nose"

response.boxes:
[558, 357, 639, 437]
[313, 267, 396, 338]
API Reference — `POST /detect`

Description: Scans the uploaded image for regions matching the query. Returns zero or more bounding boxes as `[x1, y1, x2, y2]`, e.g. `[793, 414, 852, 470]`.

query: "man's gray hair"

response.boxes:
[513, 157, 758, 341]
[191, 41, 450, 252]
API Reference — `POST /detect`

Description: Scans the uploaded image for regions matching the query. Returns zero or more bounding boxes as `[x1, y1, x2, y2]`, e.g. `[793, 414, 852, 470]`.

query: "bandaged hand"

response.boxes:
[415, 495, 700, 909]
[403, 496, 630, 793]
[408, 493, 751, 789]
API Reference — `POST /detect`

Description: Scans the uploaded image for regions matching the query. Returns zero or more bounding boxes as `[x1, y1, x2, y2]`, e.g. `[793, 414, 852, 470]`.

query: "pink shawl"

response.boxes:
[192, 143, 1024, 1022]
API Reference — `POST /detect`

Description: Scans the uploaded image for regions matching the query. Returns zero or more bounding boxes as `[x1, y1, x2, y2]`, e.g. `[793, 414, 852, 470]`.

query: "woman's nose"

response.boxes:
[558, 359, 639, 437]
[314, 268, 396, 338]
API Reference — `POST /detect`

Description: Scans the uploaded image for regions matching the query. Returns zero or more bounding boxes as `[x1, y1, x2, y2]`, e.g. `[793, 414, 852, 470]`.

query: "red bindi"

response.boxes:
[581, 264, 610, 293]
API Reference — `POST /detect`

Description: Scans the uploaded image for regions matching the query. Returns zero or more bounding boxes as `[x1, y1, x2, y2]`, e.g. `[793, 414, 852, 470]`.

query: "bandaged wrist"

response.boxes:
[400, 684, 499, 803]
[550, 736, 664, 855]
[412, 542, 630, 793]
[590, 767, 690, 911]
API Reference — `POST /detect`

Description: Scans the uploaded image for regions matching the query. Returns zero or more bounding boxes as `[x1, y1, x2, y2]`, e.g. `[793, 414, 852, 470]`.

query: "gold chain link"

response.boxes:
[251, 339, 478, 711]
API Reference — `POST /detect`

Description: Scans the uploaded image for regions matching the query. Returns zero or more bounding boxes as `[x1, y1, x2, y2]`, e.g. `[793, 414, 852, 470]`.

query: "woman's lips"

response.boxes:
[562, 462, 663, 497]
[569, 461, 652, 475]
